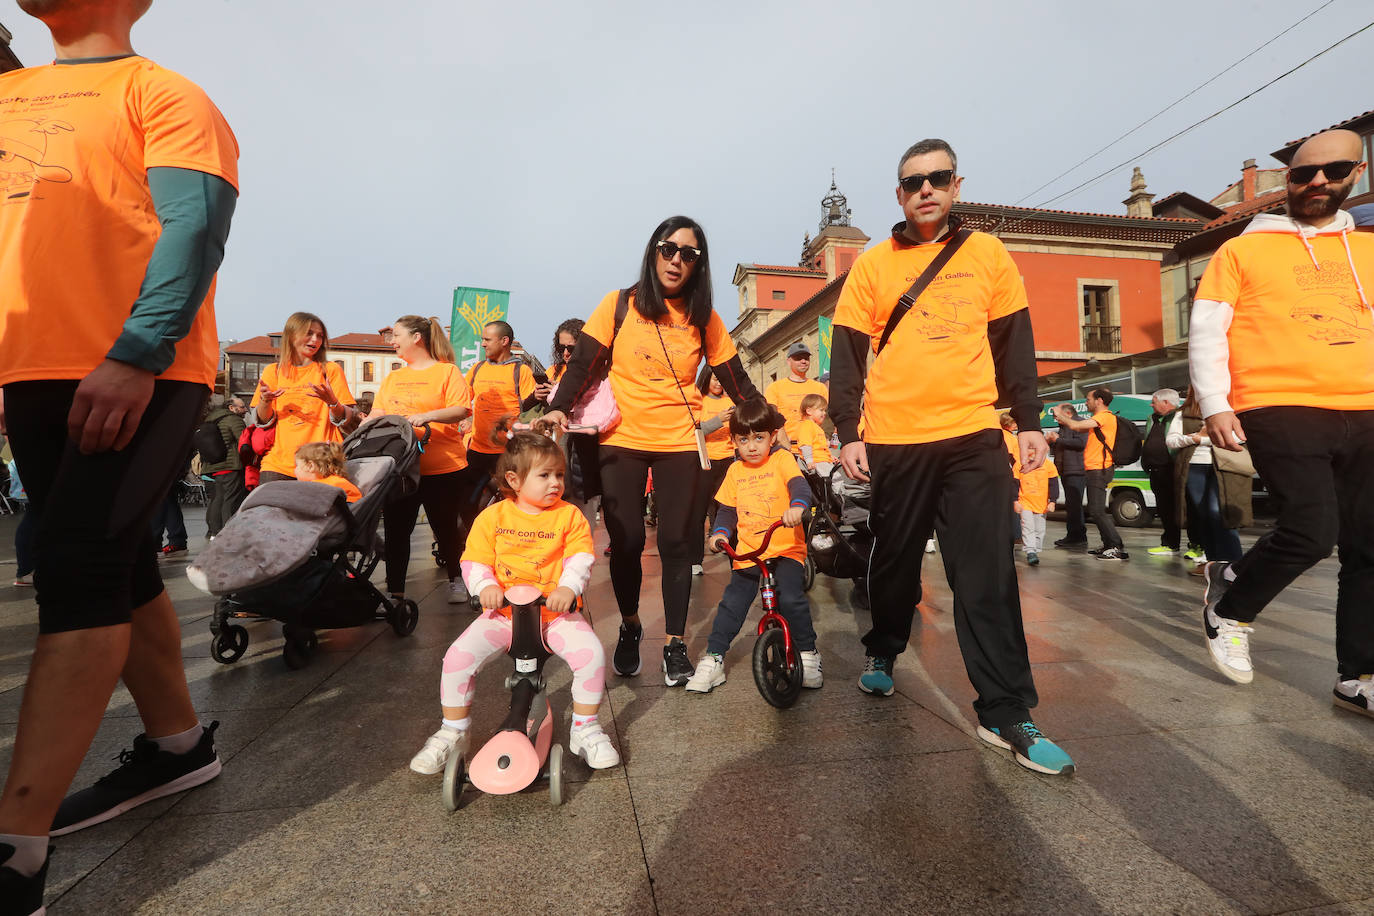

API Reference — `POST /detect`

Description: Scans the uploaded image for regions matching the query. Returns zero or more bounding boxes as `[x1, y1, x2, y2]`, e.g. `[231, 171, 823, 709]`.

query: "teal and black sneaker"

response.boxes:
[858, 655, 895, 696]
[977, 721, 1075, 776]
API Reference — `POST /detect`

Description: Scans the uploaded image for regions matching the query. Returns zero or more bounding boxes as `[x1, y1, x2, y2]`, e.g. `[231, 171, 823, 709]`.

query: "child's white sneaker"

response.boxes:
[409, 727, 466, 775]
[568, 722, 621, 769]
[685, 652, 725, 693]
[801, 650, 823, 688]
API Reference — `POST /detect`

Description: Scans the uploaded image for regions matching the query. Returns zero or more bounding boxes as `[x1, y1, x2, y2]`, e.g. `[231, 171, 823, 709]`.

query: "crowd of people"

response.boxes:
[1, 2, 1372, 912]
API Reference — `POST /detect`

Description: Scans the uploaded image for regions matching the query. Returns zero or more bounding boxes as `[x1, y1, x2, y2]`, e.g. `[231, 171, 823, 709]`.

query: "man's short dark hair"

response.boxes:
[898, 139, 958, 178]
[485, 320, 514, 343]
[1090, 387, 1114, 406]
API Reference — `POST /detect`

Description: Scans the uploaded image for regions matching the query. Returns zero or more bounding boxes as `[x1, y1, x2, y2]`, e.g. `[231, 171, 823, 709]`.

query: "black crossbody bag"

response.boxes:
[876, 227, 972, 354]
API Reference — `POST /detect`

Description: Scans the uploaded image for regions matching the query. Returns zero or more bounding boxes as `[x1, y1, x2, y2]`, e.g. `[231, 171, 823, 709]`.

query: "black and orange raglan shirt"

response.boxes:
[829, 220, 1041, 447]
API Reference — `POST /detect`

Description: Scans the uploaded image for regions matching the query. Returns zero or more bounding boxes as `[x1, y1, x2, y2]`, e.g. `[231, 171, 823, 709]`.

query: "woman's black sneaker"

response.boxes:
[0, 843, 50, 916]
[613, 623, 643, 677]
[663, 638, 694, 687]
[51, 721, 222, 836]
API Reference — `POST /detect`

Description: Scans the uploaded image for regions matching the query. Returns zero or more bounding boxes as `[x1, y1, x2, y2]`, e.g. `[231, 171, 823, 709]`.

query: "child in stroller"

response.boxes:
[186, 416, 426, 668]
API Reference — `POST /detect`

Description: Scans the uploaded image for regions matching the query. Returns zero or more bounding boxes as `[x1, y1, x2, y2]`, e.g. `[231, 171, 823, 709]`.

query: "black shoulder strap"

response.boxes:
[1092, 413, 1116, 459]
[512, 359, 521, 399]
[876, 228, 972, 355]
[610, 288, 631, 351]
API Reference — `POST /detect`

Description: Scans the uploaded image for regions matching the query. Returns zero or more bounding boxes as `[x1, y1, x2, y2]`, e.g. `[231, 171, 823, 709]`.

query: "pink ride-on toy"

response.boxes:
[443, 585, 566, 810]
[716, 521, 806, 709]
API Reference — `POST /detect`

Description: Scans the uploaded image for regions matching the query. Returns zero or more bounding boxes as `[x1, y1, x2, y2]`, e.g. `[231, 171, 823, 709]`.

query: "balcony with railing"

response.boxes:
[1081, 324, 1121, 354]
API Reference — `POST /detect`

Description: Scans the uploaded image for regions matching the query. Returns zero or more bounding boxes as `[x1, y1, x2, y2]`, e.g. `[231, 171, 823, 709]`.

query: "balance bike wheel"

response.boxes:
[548, 744, 564, 807]
[210, 624, 249, 664]
[803, 555, 816, 592]
[443, 751, 467, 812]
[388, 598, 419, 637]
[752, 626, 804, 709]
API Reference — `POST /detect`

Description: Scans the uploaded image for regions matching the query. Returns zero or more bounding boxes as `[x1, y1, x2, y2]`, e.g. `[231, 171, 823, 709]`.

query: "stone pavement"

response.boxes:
[1, 508, 1371, 915]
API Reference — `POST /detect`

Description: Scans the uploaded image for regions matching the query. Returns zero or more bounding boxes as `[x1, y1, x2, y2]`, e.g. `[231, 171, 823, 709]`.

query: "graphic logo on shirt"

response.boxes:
[0, 118, 73, 202]
[897, 282, 971, 341]
[495, 552, 555, 592]
[1289, 291, 1371, 345]
[632, 321, 693, 383]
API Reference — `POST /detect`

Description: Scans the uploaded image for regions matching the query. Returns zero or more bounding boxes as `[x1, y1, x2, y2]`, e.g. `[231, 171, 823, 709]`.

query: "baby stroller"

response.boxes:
[187, 416, 427, 669]
[802, 465, 873, 590]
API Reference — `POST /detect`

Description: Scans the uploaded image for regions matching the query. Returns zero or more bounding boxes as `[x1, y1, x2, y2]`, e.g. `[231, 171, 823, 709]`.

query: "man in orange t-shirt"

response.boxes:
[764, 341, 828, 448]
[830, 138, 1073, 776]
[0, 0, 239, 896]
[460, 320, 538, 528]
[1053, 387, 1126, 558]
[1188, 129, 1374, 709]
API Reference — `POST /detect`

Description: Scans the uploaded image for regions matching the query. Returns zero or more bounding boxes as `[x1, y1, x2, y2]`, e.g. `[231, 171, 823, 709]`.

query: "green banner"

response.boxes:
[451, 287, 511, 373]
[817, 316, 833, 376]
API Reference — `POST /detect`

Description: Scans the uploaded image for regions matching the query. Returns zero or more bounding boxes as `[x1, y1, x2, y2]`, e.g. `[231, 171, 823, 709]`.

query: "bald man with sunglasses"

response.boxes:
[1190, 129, 1374, 718]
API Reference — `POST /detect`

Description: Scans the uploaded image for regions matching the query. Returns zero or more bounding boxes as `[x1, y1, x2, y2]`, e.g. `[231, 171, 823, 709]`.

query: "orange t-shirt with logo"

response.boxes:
[316, 475, 362, 503]
[463, 499, 594, 620]
[0, 57, 239, 387]
[1196, 230, 1374, 412]
[372, 362, 473, 475]
[794, 418, 832, 464]
[1017, 460, 1059, 514]
[251, 362, 356, 477]
[1084, 409, 1117, 471]
[701, 393, 737, 461]
[833, 231, 1029, 445]
[714, 448, 807, 569]
[581, 289, 738, 452]
[764, 377, 828, 448]
[466, 359, 537, 455]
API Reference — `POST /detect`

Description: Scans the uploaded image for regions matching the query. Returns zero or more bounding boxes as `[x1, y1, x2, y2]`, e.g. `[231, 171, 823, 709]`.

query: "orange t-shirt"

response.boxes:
[701, 393, 737, 461]
[794, 418, 832, 464]
[714, 448, 807, 569]
[315, 475, 362, 503]
[1001, 428, 1020, 474]
[764, 377, 828, 448]
[833, 231, 1029, 444]
[464, 499, 594, 620]
[465, 359, 537, 455]
[581, 289, 738, 452]
[1196, 230, 1374, 412]
[251, 362, 356, 477]
[1084, 409, 1117, 471]
[1017, 460, 1059, 514]
[0, 57, 239, 387]
[371, 362, 473, 475]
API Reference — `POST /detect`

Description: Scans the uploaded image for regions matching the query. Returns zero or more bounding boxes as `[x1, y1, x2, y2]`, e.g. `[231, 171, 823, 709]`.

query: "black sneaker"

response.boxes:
[0, 843, 50, 916]
[662, 638, 694, 687]
[51, 721, 221, 836]
[613, 623, 642, 677]
[1053, 537, 1087, 549]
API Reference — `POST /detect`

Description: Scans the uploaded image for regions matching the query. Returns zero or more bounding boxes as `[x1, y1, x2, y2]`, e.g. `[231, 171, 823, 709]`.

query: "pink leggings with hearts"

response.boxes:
[440, 610, 606, 708]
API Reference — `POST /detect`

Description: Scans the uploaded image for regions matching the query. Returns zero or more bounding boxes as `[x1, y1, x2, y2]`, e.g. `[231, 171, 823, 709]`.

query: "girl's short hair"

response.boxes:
[728, 397, 785, 437]
[799, 393, 827, 416]
[496, 432, 566, 500]
[295, 441, 348, 479]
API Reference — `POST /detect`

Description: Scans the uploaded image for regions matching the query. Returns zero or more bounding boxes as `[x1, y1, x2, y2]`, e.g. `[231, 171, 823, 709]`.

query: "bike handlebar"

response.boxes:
[715, 520, 786, 565]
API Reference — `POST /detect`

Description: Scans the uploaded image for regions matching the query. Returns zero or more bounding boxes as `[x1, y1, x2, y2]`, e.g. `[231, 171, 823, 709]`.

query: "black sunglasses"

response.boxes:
[1288, 160, 1360, 185]
[899, 169, 956, 192]
[556, 343, 576, 354]
[656, 240, 702, 264]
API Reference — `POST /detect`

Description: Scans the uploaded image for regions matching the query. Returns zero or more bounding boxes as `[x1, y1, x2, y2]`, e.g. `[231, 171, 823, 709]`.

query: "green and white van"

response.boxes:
[1040, 394, 1157, 528]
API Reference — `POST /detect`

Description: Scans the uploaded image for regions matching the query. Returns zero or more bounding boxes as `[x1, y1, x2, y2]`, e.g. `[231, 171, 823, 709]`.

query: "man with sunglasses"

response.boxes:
[764, 341, 828, 451]
[1190, 129, 1374, 719]
[831, 138, 1074, 776]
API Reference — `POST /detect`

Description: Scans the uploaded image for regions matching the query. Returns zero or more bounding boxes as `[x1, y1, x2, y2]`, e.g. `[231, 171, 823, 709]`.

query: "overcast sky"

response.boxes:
[5, 0, 1372, 359]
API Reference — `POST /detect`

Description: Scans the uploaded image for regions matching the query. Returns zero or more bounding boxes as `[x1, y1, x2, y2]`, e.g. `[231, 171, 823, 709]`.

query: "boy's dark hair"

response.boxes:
[728, 397, 785, 437]
[495, 432, 565, 500]
[1090, 386, 1114, 406]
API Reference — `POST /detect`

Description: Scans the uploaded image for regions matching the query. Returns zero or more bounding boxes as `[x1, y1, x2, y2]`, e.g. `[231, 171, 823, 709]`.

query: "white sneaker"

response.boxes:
[685, 652, 725, 693]
[568, 722, 621, 769]
[925, 539, 937, 554]
[801, 650, 823, 688]
[1204, 605, 1254, 684]
[409, 727, 466, 775]
[1333, 675, 1374, 719]
[691, 564, 704, 576]
[447, 579, 469, 605]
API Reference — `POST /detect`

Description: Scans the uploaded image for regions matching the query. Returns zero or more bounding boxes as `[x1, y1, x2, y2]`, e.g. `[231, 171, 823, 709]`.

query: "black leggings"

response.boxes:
[383, 469, 465, 594]
[600, 447, 702, 635]
[691, 456, 734, 564]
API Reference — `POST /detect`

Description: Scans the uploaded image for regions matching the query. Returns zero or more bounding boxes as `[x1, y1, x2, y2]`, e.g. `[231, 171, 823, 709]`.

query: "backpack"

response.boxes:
[1093, 413, 1143, 467]
[193, 419, 228, 465]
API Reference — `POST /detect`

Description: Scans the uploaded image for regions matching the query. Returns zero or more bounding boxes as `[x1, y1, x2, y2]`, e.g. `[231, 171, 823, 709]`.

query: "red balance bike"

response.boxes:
[443, 585, 565, 811]
[716, 521, 806, 709]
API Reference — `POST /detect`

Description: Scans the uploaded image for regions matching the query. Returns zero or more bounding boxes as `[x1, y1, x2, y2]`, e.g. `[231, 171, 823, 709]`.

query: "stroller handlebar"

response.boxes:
[716, 520, 786, 566]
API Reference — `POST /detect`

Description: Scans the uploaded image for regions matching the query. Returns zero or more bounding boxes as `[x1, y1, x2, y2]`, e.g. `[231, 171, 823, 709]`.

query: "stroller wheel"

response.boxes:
[803, 555, 816, 593]
[548, 743, 564, 807]
[432, 540, 445, 567]
[443, 751, 467, 812]
[388, 598, 419, 637]
[210, 625, 249, 664]
[752, 626, 804, 709]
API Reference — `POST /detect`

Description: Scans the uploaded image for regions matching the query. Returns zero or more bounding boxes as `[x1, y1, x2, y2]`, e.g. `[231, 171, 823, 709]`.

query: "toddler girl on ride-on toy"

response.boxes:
[409, 432, 621, 775]
[685, 398, 822, 694]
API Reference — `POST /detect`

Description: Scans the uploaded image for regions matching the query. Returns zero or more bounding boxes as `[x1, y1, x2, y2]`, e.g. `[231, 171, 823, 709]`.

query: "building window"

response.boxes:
[772, 290, 785, 301]
[1080, 283, 1121, 353]
[1354, 131, 1373, 197]
[334, 359, 345, 372]
[363, 361, 374, 382]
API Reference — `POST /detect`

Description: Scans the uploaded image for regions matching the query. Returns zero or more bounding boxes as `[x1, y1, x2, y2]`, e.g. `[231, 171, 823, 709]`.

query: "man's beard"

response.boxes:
[1288, 182, 1352, 221]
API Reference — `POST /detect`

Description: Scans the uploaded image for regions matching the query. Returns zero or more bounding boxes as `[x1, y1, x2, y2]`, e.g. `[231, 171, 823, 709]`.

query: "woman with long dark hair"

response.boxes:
[546, 317, 603, 527]
[543, 216, 761, 686]
[691, 366, 736, 574]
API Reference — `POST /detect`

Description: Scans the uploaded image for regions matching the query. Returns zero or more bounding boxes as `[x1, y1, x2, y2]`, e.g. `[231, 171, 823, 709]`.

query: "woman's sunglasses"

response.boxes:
[657, 241, 702, 264]
[1287, 160, 1360, 185]
[899, 169, 956, 192]
[556, 343, 576, 355]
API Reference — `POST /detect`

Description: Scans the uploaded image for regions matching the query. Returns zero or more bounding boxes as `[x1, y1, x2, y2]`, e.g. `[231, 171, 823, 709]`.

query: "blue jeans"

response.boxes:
[150, 487, 187, 549]
[706, 556, 816, 655]
[1185, 464, 1242, 563]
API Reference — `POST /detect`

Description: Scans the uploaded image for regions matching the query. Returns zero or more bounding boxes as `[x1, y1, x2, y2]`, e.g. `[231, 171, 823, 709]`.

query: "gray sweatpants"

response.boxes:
[1020, 509, 1047, 554]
